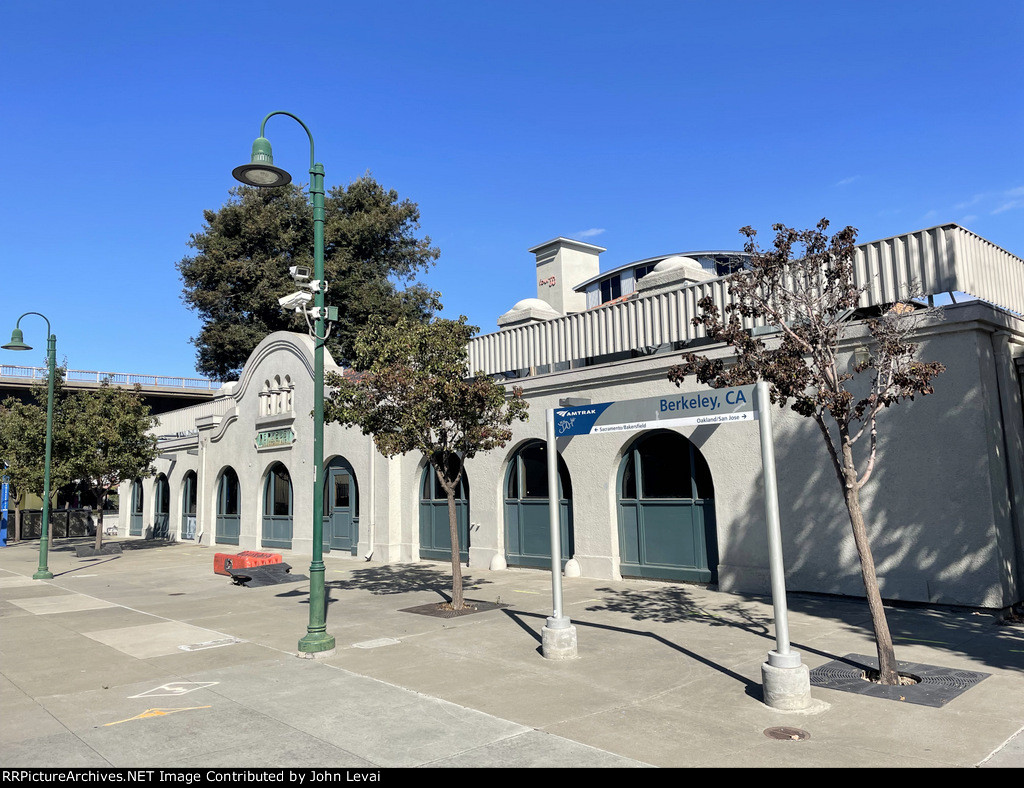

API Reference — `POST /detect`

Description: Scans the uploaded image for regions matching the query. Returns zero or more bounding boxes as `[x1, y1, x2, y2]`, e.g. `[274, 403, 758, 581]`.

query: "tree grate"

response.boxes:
[399, 599, 510, 619]
[809, 654, 989, 707]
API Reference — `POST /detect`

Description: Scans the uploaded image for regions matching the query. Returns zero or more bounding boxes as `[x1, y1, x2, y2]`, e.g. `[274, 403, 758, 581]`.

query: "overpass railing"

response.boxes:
[0, 365, 221, 390]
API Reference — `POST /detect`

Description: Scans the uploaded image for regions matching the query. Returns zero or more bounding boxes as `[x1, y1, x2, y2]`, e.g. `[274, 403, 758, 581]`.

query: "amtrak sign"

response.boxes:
[554, 385, 757, 437]
[542, 380, 804, 686]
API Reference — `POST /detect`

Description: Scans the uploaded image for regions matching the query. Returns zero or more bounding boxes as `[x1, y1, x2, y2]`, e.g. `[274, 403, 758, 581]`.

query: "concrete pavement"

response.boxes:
[1, 537, 1022, 768]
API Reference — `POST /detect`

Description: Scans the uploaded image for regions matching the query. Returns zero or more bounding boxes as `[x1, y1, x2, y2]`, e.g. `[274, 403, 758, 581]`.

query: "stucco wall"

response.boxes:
[128, 304, 1024, 609]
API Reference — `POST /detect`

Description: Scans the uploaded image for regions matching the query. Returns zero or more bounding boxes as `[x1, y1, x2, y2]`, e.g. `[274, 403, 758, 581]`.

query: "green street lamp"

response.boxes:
[234, 112, 335, 656]
[2, 313, 56, 580]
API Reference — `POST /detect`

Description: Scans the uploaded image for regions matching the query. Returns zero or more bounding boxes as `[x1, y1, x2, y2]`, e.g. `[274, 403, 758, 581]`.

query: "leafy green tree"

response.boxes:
[177, 174, 441, 380]
[68, 382, 158, 550]
[0, 371, 79, 540]
[667, 220, 944, 686]
[325, 316, 529, 610]
[0, 376, 158, 547]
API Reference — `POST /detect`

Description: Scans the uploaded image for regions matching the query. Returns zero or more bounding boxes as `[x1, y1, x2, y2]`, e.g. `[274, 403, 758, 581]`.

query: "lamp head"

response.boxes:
[232, 136, 292, 188]
[2, 328, 31, 351]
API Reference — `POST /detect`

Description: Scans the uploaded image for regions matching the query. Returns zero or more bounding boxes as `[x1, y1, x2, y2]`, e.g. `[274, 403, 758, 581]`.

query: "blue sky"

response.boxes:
[2, 1, 1021, 380]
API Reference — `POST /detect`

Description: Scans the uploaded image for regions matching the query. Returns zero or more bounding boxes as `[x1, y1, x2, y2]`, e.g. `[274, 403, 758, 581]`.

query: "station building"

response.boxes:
[122, 223, 1024, 609]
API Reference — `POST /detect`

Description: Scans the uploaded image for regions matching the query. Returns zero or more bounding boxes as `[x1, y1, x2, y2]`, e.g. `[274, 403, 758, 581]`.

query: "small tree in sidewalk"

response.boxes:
[667, 219, 944, 685]
[0, 371, 79, 540]
[325, 316, 528, 610]
[68, 381, 158, 550]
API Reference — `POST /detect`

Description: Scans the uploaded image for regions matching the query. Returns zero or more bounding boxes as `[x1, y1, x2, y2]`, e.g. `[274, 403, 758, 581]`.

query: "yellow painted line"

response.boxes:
[104, 706, 211, 726]
[513, 590, 541, 595]
[895, 639, 951, 645]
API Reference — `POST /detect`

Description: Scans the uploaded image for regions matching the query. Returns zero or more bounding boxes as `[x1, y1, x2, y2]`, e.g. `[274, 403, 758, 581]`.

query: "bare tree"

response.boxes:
[325, 316, 528, 610]
[668, 219, 944, 685]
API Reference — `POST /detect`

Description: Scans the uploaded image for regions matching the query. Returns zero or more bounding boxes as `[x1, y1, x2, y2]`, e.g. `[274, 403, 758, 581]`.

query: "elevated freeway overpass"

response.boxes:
[0, 364, 222, 415]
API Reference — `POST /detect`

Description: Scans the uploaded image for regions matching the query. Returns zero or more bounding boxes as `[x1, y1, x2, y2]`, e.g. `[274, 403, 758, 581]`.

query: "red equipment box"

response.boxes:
[214, 551, 283, 576]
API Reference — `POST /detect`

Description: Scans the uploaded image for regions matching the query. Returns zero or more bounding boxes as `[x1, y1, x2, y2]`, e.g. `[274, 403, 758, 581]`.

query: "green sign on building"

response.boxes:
[255, 427, 295, 450]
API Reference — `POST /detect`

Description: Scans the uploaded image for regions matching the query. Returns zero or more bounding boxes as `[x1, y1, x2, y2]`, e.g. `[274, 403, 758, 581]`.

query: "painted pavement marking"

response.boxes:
[353, 638, 401, 649]
[104, 706, 212, 726]
[179, 637, 243, 651]
[128, 681, 220, 698]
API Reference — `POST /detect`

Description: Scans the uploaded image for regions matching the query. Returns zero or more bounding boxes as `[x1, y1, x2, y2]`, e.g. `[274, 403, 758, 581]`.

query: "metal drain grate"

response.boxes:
[809, 654, 989, 707]
[399, 599, 510, 619]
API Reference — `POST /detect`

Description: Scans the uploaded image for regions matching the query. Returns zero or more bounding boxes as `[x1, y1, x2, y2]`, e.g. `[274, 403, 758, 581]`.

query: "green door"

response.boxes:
[324, 459, 358, 555]
[419, 462, 469, 563]
[617, 431, 718, 582]
[504, 441, 573, 568]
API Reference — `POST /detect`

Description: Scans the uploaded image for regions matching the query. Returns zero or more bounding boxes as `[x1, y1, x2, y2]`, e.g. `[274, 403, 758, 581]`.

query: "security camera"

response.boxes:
[278, 291, 313, 312]
[289, 265, 312, 282]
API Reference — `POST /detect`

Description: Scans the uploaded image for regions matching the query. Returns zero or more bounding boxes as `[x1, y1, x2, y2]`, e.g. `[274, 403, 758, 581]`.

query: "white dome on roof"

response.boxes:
[510, 297, 554, 311]
[654, 255, 703, 272]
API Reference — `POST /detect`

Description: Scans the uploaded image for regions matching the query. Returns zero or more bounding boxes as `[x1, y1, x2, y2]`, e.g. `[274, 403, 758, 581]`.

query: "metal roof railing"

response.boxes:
[468, 224, 1024, 377]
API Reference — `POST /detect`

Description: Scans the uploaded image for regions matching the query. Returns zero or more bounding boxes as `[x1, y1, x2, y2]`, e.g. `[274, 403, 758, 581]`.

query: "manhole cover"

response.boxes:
[764, 727, 810, 741]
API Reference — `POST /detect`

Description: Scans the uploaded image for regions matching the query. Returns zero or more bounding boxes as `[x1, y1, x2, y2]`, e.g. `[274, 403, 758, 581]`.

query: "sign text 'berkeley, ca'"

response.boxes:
[553, 385, 757, 437]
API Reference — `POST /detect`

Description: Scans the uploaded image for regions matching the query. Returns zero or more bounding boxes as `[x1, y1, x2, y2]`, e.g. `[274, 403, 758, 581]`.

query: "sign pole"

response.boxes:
[756, 380, 812, 709]
[541, 407, 577, 659]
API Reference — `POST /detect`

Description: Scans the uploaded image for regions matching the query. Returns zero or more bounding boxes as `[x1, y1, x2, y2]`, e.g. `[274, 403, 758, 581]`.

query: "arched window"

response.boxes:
[129, 479, 144, 536]
[181, 471, 198, 540]
[153, 475, 170, 539]
[419, 456, 470, 563]
[504, 441, 574, 568]
[216, 467, 241, 545]
[617, 431, 717, 582]
[262, 463, 293, 549]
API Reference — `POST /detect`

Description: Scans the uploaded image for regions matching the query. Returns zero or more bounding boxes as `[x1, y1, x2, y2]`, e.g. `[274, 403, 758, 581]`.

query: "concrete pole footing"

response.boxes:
[541, 617, 578, 660]
[761, 652, 812, 710]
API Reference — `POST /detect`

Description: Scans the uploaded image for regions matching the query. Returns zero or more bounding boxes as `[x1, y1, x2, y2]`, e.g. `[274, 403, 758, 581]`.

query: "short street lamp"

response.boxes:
[233, 112, 336, 656]
[2, 313, 57, 580]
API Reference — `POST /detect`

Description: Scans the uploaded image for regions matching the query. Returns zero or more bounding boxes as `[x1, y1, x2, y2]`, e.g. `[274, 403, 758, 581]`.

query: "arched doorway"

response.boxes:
[419, 458, 469, 563]
[617, 431, 717, 582]
[129, 479, 143, 536]
[323, 456, 358, 555]
[262, 463, 293, 549]
[216, 467, 241, 545]
[153, 475, 170, 539]
[503, 441, 574, 568]
[181, 471, 197, 540]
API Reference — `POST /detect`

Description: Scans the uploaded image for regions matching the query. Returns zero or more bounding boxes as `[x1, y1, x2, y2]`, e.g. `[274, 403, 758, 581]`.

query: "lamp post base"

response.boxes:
[541, 616, 578, 660]
[32, 569, 53, 580]
[761, 651, 812, 710]
[297, 632, 336, 657]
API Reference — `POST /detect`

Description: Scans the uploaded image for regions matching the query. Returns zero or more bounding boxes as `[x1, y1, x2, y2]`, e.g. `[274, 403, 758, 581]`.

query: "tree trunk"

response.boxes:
[446, 488, 464, 610]
[841, 451, 900, 685]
